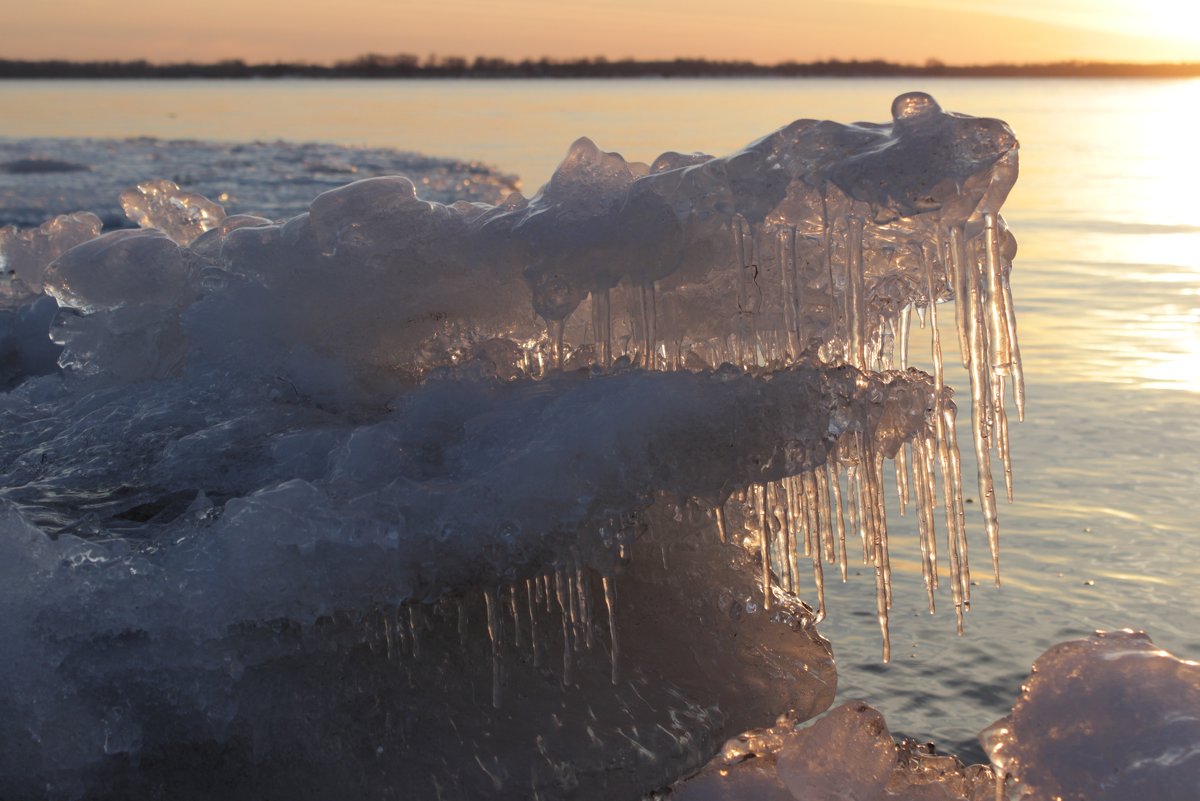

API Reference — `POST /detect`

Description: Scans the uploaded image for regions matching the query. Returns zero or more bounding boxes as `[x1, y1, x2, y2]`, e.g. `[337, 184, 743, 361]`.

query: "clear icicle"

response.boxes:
[963, 230, 1001, 585]
[828, 457, 849, 582]
[846, 215, 867, 370]
[640, 281, 658, 370]
[548, 318, 565, 371]
[1000, 254, 1026, 420]
[408, 605, 422, 658]
[554, 569, 574, 685]
[982, 213, 1012, 377]
[912, 437, 936, 614]
[948, 224, 972, 368]
[896, 444, 910, 516]
[780, 226, 801, 357]
[804, 472, 827, 621]
[484, 588, 502, 708]
[715, 502, 728, 544]
[576, 560, 594, 650]
[509, 583, 522, 651]
[591, 287, 612, 369]
[815, 468, 835, 565]
[898, 302, 912, 370]
[526, 578, 542, 668]
[995, 375, 1014, 502]
[770, 482, 795, 593]
[754, 484, 772, 610]
[602, 575, 619, 685]
[942, 404, 972, 611]
[872, 449, 893, 612]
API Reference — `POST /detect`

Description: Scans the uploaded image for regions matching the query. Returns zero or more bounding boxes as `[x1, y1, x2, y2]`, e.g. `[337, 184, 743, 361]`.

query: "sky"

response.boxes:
[3, 0, 1200, 65]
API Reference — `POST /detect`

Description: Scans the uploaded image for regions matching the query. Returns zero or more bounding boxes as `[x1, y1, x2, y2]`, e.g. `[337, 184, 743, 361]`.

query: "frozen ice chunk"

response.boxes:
[0, 211, 102, 303]
[672, 702, 998, 800]
[42, 228, 190, 313]
[120, 178, 225, 245]
[0, 296, 62, 387]
[980, 630, 1200, 800]
[776, 702, 897, 800]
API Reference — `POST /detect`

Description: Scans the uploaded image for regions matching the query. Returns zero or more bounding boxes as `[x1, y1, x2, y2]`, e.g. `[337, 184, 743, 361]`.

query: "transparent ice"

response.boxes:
[0, 92, 1123, 799]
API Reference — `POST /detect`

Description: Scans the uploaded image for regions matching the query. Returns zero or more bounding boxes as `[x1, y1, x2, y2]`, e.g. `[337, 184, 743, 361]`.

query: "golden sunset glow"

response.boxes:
[3, 0, 1199, 65]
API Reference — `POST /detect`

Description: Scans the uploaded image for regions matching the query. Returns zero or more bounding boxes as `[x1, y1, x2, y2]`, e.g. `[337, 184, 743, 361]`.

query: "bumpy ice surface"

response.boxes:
[0, 93, 1029, 799]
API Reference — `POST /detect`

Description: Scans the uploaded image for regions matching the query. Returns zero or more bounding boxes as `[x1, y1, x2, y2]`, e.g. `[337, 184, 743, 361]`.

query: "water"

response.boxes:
[4, 76, 1199, 761]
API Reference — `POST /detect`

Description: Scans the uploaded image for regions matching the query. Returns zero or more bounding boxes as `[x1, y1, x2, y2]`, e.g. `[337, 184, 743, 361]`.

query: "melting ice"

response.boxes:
[0, 93, 1041, 798]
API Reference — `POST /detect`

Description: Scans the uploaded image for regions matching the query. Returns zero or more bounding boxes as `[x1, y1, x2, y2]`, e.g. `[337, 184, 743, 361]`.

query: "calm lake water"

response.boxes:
[4, 77, 1199, 758]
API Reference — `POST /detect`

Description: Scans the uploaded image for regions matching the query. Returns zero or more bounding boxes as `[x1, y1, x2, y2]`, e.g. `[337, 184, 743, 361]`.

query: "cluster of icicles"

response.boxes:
[541, 218, 1025, 662]
[1, 93, 1025, 663]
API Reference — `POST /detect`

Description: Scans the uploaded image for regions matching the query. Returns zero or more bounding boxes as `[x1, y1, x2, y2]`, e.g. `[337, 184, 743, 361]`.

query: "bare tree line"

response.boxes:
[3, 54, 1199, 79]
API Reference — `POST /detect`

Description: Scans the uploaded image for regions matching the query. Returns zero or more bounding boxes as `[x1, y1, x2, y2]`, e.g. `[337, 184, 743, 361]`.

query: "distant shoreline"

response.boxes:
[4, 56, 1200, 80]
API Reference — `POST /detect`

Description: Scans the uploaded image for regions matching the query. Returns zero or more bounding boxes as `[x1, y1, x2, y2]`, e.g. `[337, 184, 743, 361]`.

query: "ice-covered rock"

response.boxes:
[981, 630, 1200, 800]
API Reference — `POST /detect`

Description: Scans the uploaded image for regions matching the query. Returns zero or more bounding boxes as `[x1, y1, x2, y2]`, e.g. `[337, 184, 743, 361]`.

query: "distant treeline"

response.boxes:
[3, 55, 1200, 79]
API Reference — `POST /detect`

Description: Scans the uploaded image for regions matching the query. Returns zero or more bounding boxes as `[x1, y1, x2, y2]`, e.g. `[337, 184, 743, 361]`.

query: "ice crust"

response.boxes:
[981, 631, 1200, 800]
[0, 94, 1031, 798]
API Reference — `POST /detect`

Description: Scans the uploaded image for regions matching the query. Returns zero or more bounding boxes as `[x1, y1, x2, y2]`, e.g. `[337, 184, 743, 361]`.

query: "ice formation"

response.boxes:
[671, 633, 1200, 801]
[981, 631, 1200, 799]
[0, 93, 1026, 798]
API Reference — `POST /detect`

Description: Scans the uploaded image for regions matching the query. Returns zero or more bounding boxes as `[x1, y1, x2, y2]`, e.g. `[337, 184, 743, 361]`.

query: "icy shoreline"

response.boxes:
[0, 136, 519, 228]
[2, 97, 1197, 799]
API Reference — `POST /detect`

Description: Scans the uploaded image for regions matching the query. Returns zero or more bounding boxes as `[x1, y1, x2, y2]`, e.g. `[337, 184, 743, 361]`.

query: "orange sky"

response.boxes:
[4, 0, 1199, 64]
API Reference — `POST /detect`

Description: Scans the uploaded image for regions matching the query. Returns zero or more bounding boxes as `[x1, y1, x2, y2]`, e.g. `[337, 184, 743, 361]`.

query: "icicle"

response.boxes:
[923, 241, 946, 394]
[576, 560, 594, 650]
[948, 224, 972, 368]
[912, 437, 936, 614]
[640, 280, 658, 370]
[753, 484, 772, 610]
[864, 443, 891, 661]
[815, 468, 835, 566]
[508, 584, 522, 651]
[982, 213, 1012, 378]
[714, 502, 728, 544]
[1000, 254, 1026, 420]
[994, 375, 1014, 502]
[779, 226, 801, 357]
[602, 575, 619, 685]
[383, 609, 396, 663]
[828, 456, 849, 583]
[845, 214, 867, 370]
[942, 404, 972, 612]
[898, 303, 912, 369]
[896, 444, 910, 516]
[457, 598, 468, 647]
[921, 432, 939, 590]
[554, 569, 574, 685]
[484, 588, 502, 708]
[803, 472, 826, 621]
[769, 482, 794, 593]
[565, 569, 581, 651]
[872, 449, 893, 612]
[591, 287, 612, 369]
[847, 446, 867, 564]
[408, 605, 421, 658]
[526, 578, 542, 668]
[733, 214, 753, 366]
[548, 318, 565, 371]
[965, 235, 1002, 586]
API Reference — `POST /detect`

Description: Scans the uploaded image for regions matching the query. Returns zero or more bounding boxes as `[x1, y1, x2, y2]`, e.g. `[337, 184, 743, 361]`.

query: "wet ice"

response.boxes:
[0, 93, 1036, 798]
